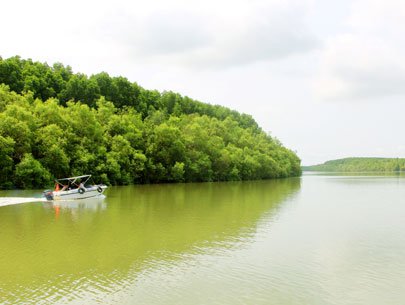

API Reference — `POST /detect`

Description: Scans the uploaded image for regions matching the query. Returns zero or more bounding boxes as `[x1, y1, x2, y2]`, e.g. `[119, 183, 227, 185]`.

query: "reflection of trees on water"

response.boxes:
[0, 179, 300, 304]
[111, 179, 302, 253]
[41, 197, 107, 221]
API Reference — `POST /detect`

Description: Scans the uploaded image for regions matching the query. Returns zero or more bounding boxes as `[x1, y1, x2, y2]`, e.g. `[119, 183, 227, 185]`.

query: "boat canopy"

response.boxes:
[55, 175, 92, 185]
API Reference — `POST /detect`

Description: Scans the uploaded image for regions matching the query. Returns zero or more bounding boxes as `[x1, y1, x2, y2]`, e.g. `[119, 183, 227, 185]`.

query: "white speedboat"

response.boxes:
[43, 175, 107, 201]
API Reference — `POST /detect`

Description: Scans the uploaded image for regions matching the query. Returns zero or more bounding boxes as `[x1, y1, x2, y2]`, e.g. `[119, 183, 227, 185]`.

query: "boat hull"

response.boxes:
[45, 185, 107, 201]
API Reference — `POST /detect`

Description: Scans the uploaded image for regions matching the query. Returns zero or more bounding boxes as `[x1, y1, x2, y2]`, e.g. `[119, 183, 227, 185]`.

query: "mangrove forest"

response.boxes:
[302, 157, 405, 172]
[0, 55, 301, 189]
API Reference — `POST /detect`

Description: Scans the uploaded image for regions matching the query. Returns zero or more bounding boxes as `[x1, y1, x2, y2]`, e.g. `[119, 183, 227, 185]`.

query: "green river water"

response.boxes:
[0, 173, 404, 304]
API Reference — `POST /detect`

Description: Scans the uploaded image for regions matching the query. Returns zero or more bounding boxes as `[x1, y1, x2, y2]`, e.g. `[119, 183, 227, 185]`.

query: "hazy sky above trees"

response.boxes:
[1, 0, 404, 165]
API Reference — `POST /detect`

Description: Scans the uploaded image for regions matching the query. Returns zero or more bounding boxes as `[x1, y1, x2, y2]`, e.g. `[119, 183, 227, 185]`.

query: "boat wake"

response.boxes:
[0, 197, 46, 207]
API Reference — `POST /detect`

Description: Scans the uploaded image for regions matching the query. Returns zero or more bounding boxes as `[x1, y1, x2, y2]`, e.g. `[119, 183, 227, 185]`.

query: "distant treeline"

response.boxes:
[0, 56, 301, 189]
[302, 157, 405, 172]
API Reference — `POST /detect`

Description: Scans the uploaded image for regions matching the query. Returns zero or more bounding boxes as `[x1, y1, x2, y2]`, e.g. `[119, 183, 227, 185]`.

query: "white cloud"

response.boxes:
[313, 0, 405, 101]
[0, 0, 318, 71]
[314, 34, 405, 100]
[347, 0, 405, 32]
[98, 0, 318, 68]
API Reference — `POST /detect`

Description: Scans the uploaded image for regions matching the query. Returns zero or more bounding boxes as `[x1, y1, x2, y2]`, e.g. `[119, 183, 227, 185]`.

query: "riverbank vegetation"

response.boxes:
[302, 157, 405, 172]
[0, 56, 301, 189]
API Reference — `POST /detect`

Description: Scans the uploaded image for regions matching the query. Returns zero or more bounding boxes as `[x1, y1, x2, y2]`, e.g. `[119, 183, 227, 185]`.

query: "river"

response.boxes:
[0, 173, 404, 304]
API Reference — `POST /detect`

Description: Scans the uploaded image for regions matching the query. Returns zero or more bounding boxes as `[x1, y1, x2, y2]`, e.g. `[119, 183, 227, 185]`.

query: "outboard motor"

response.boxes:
[43, 190, 54, 201]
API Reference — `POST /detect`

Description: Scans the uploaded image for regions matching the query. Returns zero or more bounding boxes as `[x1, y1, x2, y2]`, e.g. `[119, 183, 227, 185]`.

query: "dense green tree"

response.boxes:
[14, 153, 51, 189]
[111, 77, 140, 108]
[0, 56, 301, 189]
[0, 135, 15, 188]
[22, 61, 59, 101]
[34, 124, 69, 178]
[137, 88, 160, 117]
[0, 56, 25, 93]
[0, 115, 32, 162]
[59, 74, 100, 106]
[145, 121, 186, 182]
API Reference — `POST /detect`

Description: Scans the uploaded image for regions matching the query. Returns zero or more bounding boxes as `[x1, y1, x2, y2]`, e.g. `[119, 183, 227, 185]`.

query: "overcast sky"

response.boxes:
[1, 0, 404, 165]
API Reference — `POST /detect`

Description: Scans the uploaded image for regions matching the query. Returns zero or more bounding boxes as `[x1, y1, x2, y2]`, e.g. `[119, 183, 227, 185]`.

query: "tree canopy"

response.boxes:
[0, 56, 301, 189]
